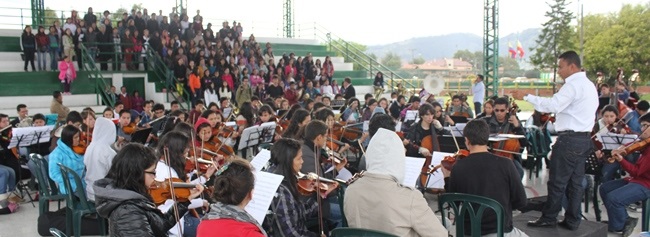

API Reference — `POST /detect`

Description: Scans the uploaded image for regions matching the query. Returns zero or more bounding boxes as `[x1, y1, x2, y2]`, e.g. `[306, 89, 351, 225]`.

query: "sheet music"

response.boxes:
[259, 122, 277, 144]
[8, 126, 54, 148]
[250, 149, 271, 172]
[324, 166, 353, 181]
[403, 157, 426, 187]
[222, 107, 233, 120]
[395, 122, 402, 131]
[238, 125, 261, 150]
[496, 134, 526, 139]
[404, 110, 418, 122]
[245, 171, 284, 224]
[224, 121, 237, 127]
[597, 133, 638, 150]
[424, 152, 453, 189]
[363, 121, 369, 132]
[445, 124, 466, 137]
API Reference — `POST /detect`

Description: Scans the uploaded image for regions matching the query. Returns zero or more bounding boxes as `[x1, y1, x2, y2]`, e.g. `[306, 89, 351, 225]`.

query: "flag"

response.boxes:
[516, 40, 525, 58]
[508, 42, 516, 59]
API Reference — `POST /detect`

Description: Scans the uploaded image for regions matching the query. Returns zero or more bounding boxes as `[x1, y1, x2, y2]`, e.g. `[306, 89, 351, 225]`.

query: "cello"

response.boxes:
[490, 102, 522, 160]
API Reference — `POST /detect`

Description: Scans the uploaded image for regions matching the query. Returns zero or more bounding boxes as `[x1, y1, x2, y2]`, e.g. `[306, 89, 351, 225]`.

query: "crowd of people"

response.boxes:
[7, 6, 650, 237]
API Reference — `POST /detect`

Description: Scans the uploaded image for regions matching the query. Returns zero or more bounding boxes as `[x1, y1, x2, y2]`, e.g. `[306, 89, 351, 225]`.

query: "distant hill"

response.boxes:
[366, 28, 540, 62]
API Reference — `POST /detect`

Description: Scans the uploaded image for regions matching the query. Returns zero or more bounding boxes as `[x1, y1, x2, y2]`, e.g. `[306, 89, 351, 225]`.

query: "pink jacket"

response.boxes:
[58, 61, 77, 81]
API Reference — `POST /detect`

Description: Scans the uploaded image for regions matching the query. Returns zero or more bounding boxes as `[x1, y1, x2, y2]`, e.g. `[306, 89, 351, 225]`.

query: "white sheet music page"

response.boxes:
[403, 157, 426, 187]
[250, 149, 271, 172]
[426, 152, 454, 189]
[245, 171, 284, 224]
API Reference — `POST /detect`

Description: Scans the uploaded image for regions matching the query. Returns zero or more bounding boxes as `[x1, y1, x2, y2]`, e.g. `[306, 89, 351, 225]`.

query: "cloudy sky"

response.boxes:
[2, 0, 647, 45]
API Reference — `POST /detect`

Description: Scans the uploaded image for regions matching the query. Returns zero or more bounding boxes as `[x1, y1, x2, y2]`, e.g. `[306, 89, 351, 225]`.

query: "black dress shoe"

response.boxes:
[558, 220, 579, 230]
[527, 218, 557, 227]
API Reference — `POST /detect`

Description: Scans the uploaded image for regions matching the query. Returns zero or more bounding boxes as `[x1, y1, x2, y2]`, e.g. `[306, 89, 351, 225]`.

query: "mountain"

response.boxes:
[366, 28, 540, 62]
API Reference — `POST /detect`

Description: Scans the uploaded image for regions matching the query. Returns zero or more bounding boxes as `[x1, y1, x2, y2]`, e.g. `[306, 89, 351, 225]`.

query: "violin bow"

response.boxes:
[449, 124, 462, 152]
[313, 143, 325, 236]
[163, 148, 183, 236]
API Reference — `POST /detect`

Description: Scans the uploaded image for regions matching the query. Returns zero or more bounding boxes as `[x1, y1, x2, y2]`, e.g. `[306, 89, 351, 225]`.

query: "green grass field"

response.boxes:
[436, 95, 535, 112]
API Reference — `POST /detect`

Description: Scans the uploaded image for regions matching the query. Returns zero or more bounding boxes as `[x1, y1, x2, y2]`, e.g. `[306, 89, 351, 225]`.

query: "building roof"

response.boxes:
[401, 58, 473, 70]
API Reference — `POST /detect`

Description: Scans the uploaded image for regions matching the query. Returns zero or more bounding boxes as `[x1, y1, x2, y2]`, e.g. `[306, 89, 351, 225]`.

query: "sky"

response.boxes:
[1, 0, 647, 45]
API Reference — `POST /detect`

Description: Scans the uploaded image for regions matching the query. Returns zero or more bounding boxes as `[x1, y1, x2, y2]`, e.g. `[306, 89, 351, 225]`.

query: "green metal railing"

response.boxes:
[144, 47, 191, 110]
[79, 43, 114, 107]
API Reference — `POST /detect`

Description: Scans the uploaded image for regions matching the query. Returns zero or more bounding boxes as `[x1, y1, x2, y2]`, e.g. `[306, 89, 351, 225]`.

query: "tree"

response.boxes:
[410, 56, 425, 65]
[112, 7, 129, 22]
[453, 49, 483, 71]
[381, 52, 402, 69]
[529, 0, 576, 70]
[43, 8, 62, 25]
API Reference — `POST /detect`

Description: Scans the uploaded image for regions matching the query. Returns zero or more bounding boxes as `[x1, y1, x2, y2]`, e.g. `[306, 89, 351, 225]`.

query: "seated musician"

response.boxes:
[358, 114, 397, 170]
[623, 100, 649, 134]
[595, 105, 634, 183]
[197, 159, 266, 236]
[189, 99, 205, 124]
[601, 113, 650, 236]
[483, 97, 526, 179]
[341, 98, 361, 123]
[431, 102, 456, 127]
[49, 111, 83, 152]
[11, 104, 31, 128]
[361, 99, 378, 122]
[112, 102, 124, 120]
[476, 99, 495, 119]
[262, 138, 321, 237]
[300, 120, 347, 228]
[446, 119, 528, 237]
[344, 128, 448, 236]
[102, 107, 114, 120]
[48, 125, 86, 195]
[84, 117, 117, 202]
[282, 109, 311, 140]
[447, 94, 474, 118]
[403, 103, 448, 159]
[138, 100, 154, 127]
[201, 110, 236, 147]
[154, 131, 214, 236]
[116, 110, 133, 143]
[389, 95, 407, 120]
[399, 96, 421, 122]
[0, 114, 19, 214]
[94, 143, 203, 236]
[312, 108, 350, 154]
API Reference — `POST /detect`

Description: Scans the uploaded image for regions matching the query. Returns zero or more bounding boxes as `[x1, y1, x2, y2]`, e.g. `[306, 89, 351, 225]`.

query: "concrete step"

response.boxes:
[0, 105, 107, 118]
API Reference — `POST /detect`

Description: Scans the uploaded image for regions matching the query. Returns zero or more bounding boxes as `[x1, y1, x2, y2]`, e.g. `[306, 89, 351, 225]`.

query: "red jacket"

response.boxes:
[621, 145, 650, 189]
[197, 219, 265, 237]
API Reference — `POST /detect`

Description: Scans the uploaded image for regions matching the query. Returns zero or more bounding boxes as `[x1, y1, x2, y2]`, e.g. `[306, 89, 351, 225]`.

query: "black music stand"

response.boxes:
[450, 116, 469, 124]
[439, 135, 467, 153]
[239, 124, 276, 158]
[131, 128, 153, 144]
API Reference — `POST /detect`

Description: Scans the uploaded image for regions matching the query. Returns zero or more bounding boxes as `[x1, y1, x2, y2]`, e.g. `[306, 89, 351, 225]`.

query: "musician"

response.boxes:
[312, 108, 351, 154]
[399, 96, 421, 122]
[50, 91, 70, 123]
[189, 99, 205, 125]
[84, 117, 117, 201]
[48, 125, 85, 194]
[446, 94, 474, 118]
[594, 105, 635, 184]
[0, 114, 19, 213]
[432, 102, 455, 127]
[32, 113, 46, 127]
[155, 131, 212, 236]
[282, 109, 311, 140]
[361, 99, 377, 122]
[262, 138, 320, 237]
[475, 99, 494, 119]
[113, 102, 124, 119]
[403, 103, 447, 158]
[340, 77, 356, 100]
[300, 120, 346, 228]
[197, 159, 267, 236]
[345, 128, 447, 236]
[616, 82, 630, 103]
[94, 143, 203, 236]
[601, 113, 650, 236]
[483, 97, 526, 178]
[139, 100, 154, 127]
[388, 95, 406, 120]
[446, 119, 528, 236]
[102, 107, 114, 120]
[513, 51, 598, 230]
[473, 74, 486, 115]
[49, 111, 83, 152]
[10, 104, 31, 128]
[623, 100, 649, 134]
[116, 110, 133, 143]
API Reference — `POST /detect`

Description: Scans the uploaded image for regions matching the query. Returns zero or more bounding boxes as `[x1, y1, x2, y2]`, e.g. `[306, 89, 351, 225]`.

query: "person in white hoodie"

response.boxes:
[84, 117, 117, 201]
[344, 128, 448, 236]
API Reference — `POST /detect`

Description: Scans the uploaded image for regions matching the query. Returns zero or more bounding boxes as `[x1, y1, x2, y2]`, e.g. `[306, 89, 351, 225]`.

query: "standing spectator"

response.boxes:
[131, 90, 145, 113]
[111, 28, 121, 71]
[47, 26, 60, 71]
[84, 7, 97, 26]
[341, 77, 356, 100]
[73, 27, 84, 69]
[62, 18, 77, 34]
[173, 58, 187, 96]
[58, 56, 76, 94]
[322, 56, 334, 83]
[122, 30, 135, 70]
[21, 25, 36, 72]
[236, 77, 253, 105]
[97, 25, 112, 71]
[119, 86, 132, 110]
[100, 10, 111, 26]
[473, 74, 486, 115]
[189, 68, 202, 106]
[85, 26, 98, 60]
[34, 26, 49, 71]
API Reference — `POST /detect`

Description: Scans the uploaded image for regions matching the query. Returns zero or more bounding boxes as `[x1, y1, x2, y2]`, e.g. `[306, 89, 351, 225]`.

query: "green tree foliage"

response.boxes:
[529, 0, 576, 70]
[453, 49, 483, 70]
[112, 7, 129, 22]
[411, 56, 426, 65]
[43, 8, 62, 25]
[381, 52, 402, 70]
[579, 4, 650, 81]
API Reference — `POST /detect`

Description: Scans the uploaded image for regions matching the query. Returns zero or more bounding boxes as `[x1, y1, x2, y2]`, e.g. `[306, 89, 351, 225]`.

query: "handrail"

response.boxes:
[144, 47, 191, 110]
[79, 43, 115, 108]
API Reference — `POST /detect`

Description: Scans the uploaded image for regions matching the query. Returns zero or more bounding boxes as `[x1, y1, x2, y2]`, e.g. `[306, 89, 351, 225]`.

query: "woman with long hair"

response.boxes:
[262, 138, 319, 237]
[94, 143, 203, 236]
[197, 159, 267, 236]
[340, 98, 361, 123]
[48, 125, 85, 194]
[282, 109, 311, 140]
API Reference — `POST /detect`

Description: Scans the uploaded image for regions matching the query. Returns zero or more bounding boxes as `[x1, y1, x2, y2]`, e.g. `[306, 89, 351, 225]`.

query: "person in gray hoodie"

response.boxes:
[84, 117, 116, 201]
[94, 143, 204, 236]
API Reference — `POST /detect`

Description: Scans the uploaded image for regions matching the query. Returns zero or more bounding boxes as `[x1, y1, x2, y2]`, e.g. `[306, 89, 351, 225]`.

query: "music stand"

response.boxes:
[450, 116, 469, 124]
[597, 133, 637, 150]
[130, 128, 153, 144]
[8, 126, 54, 149]
[598, 97, 611, 111]
[439, 135, 467, 153]
[258, 122, 277, 145]
[446, 124, 466, 137]
[222, 107, 233, 120]
[238, 126, 262, 152]
[404, 110, 418, 123]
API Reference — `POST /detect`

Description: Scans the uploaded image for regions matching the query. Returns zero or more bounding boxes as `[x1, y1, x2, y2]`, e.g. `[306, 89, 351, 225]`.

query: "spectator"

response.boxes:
[84, 7, 97, 25]
[47, 26, 60, 71]
[20, 25, 36, 72]
[58, 56, 76, 94]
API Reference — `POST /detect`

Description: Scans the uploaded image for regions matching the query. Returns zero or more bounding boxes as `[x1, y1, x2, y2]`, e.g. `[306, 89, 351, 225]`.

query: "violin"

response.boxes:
[619, 137, 650, 158]
[296, 172, 339, 199]
[149, 177, 196, 205]
[320, 146, 344, 164]
[429, 149, 469, 173]
[122, 122, 137, 135]
[332, 122, 363, 141]
[73, 127, 93, 155]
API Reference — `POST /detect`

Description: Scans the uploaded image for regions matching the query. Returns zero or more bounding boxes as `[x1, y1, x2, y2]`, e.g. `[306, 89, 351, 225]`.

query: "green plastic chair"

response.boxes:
[58, 164, 106, 237]
[438, 193, 505, 237]
[49, 228, 68, 237]
[30, 153, 65, 215]
[643, 198, 650, 231]
[331, 227, 398, 237]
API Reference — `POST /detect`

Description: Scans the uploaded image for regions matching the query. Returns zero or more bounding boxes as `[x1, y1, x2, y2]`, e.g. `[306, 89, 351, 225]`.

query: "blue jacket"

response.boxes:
[49, 139, 86, 194]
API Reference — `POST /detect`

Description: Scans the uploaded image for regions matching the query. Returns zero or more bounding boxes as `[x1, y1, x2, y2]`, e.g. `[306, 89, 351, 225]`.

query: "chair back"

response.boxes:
[30, 153, 62, 197]
[438, 193, 505, 237]
[336, 181, 348, 227]
[330, 227, 397, 237]
[49, 227, 69, 237]
[57, 164, 94, 211]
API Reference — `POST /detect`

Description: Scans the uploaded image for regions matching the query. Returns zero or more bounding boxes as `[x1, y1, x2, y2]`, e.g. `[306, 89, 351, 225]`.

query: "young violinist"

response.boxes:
[48, 125, 85, 195]
[345, 128, 447, 236]
[312, 108, 351, 155]
[155, 131, 215, 236]
[446, 94, 474, 118]
[475, 99, 495, 119]
[340, 98, 361, 123]
[0, 114, 19, 213]
[194, 118, 230, 164]
[403, 103, 448, 158]
[49, 111, 83, 152]
[262, 138, 321, 237]
[445, 119, 528, 237]
[601, 113, 650, 236]
[75, 111, 96, 155]
[201, 110, 237, 148]
[595, 105, 633, 183]
[116, 110, 134, 144]
[282, 109, 311, 140]
[360, 99, 377, 122]
[197, 159, 267, 237]
[94, 143, 204, 237]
